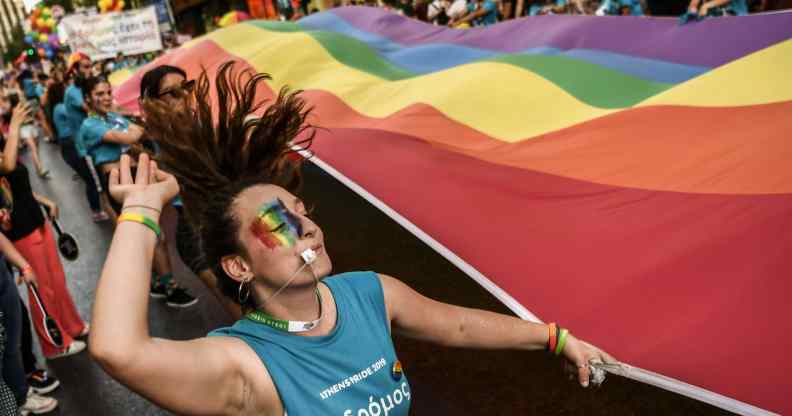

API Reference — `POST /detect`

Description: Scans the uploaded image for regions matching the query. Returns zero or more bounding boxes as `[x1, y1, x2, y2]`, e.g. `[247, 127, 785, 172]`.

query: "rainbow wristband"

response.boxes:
[555, 328, 569, 356]
[547, 323, 558, 352]
[117, 213, 161, 238]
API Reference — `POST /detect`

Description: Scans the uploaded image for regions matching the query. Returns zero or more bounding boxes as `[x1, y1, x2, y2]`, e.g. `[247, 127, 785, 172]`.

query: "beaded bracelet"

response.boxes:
[117, 213, 161, 238]
[555, 328, 569, 356]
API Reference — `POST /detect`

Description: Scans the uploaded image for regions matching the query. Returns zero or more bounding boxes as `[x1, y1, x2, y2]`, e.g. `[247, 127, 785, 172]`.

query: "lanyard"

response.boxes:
[246, 287, 323, 333]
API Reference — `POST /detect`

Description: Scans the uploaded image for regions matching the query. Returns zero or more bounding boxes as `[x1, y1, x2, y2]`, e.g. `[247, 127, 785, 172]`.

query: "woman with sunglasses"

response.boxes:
[127, 66, 200, 309]
[90, 62, 615, 415]
[78, 77, 196, 308]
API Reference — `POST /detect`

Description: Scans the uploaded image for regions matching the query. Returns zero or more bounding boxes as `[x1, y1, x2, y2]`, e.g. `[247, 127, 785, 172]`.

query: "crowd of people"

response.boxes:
[0, 40, 619, 413]
[343, 0, 782, 26]
[0, 50, 203, 414]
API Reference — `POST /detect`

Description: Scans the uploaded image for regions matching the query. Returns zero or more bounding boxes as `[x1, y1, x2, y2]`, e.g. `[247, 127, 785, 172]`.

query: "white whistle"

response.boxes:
[300, 248, 317, 265]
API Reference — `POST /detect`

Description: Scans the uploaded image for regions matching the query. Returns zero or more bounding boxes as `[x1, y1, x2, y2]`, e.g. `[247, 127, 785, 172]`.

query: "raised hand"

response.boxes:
[109, 153, 179, 210]
[9, 102, 32, 130]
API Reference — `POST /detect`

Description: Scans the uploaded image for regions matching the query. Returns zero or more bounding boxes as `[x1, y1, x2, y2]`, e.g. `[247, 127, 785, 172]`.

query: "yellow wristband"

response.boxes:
[117, 213, 161, 238]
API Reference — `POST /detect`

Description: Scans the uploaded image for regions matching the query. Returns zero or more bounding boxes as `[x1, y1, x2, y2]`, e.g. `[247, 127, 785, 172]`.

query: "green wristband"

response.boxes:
[555, 328, 569, 356]
[118, 212, 161, 238]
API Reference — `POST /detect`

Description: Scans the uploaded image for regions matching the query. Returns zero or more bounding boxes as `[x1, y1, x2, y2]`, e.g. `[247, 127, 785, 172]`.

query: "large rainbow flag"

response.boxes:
[114, 7, 792, 415]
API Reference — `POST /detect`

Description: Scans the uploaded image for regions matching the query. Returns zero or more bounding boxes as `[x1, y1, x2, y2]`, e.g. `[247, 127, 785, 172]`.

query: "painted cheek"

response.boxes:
[250, 220, 280, 250]
[283, 210, 304, 238]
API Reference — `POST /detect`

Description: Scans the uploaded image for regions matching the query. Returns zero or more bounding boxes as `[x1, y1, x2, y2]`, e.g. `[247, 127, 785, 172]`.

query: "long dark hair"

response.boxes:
[45, 81, 67, 133]
[142, 61, 315, 309]
[80, 76, 110, 110]
[139, 65, 187, 99]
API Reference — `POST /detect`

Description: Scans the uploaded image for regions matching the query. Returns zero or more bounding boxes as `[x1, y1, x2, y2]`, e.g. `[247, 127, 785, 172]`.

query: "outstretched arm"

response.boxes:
[451, 6, 489, 26]
[698, 0, 731, 14]
[102, 123, 144, 145]
[380, 274, 616, 387]
[90, 154, 249, 415]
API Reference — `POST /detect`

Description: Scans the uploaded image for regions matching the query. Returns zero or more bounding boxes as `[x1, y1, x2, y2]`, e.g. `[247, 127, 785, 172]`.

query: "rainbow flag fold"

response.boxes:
[115, 7, 792, 415]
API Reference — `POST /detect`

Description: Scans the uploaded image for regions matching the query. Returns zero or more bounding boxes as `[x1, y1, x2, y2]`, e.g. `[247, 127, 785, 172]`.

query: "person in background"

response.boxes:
[139, 65, 229, 315]
[450, 0, 499, 25]
[91, 62, 105, 78]
[0, 233, 59, 414]
[114, 53, 128, 72]
[34, 73, 57, 145]
[41, 68, 65, 142]
[64, 53, 92, 151]
[596, 0, 644, 14]
[427, 0, 468, 24]
[47, 80, 108, 222]
[64, 53, 111, 218]
[75, 77, 144, 215]
[0, 101, 88, 360]
[13, 71, 47, 178]
[680, 0, 747, 22]
[78, 76, 197, 309]
[0, 316, 17, 416]
[528, 0, 569, 15]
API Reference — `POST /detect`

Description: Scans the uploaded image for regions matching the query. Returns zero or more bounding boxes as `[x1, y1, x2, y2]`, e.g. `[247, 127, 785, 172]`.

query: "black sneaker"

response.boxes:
[150, 280, 167, 299]
[27, 370, 60, 395]
[166, 286, 198, 308]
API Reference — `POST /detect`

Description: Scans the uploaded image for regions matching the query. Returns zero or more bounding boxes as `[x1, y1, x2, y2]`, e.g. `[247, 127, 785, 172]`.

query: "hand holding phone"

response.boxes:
[9, 102, 32, 128]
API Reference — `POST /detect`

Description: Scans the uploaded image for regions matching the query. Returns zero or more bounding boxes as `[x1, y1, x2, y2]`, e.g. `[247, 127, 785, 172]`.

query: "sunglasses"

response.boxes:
[156, 79, 195, 100]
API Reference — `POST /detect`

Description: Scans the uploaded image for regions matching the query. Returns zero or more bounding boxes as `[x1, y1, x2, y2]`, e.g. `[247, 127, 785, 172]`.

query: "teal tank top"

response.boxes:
[209, 271, 412, 416]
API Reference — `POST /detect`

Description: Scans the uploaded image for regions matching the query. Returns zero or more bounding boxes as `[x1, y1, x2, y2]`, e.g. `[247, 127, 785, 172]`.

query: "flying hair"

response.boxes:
[140, 61, 315, 308]
[142, 60, 314, 218]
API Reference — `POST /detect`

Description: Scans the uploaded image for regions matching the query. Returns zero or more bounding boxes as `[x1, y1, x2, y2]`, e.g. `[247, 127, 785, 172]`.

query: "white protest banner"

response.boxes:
[58, 6, 163, 61]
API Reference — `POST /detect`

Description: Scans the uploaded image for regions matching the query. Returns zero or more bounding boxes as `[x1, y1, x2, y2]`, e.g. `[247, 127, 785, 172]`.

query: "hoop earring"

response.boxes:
[238, 279, 250, 304]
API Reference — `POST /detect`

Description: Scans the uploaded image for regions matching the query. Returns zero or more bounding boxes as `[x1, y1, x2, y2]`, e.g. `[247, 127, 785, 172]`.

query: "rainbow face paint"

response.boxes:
[250, 198, 303, 249]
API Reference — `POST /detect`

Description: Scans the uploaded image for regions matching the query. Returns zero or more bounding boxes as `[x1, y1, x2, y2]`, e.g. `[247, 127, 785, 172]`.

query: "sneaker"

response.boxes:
[150, 280, 167, 299]
[48, 340, 86, 360]
[166, 286, 198, 308]
[20, 390, 58, 415]
[37, 169, 50, 179]
[27, 370, 60, 395]
[92, 211, 110, 222]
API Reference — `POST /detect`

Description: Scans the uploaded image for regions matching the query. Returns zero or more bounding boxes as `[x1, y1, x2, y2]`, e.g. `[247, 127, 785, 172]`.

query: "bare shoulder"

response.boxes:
[375, 273, 417, 324]
[212, 335, 284, 416]
[377, 273, 417, 302]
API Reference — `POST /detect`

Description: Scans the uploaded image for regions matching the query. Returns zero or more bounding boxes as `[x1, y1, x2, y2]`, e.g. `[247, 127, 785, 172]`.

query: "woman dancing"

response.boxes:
[90, 62, 615, 415]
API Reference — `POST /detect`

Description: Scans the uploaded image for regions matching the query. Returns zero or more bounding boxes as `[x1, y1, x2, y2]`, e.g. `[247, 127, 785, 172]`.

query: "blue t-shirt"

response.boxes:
[22, 78, 37, 99]
[53, 103, 73, 142]
[76, 112, 130, 166]
[35, 84, 45, 99]
[467, 0, 498, 25]
[64, 84, 87, 138]
[729, 0, 748, 15]
[210, 272, 411, 416]
[529, 0, 568, 15]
